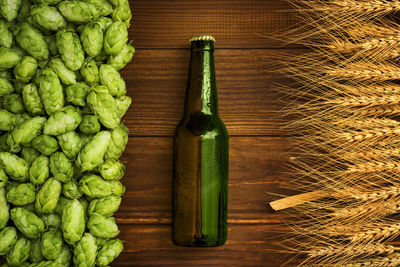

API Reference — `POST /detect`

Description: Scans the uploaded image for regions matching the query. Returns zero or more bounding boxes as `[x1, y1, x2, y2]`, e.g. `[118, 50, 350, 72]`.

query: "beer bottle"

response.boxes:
[173, 35, 229, 247]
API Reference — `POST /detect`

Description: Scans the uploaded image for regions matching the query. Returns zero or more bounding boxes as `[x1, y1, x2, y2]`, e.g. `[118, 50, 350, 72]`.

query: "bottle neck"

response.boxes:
[184, 41, 218, 116]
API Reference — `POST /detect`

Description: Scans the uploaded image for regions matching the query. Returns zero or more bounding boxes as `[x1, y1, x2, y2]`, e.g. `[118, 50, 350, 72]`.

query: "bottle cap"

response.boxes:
[190, 35, 215, 43]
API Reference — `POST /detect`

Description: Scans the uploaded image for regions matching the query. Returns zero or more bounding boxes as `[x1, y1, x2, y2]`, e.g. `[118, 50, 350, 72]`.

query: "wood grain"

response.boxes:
[130, 0, 298, 49]
[117, 136, 292, 224]
[121, 48, 298, 137]
[113, 224, 292, 267]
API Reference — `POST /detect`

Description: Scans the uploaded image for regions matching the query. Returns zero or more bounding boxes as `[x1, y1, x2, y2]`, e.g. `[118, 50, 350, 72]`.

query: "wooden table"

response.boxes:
[116, 1, 296, 266]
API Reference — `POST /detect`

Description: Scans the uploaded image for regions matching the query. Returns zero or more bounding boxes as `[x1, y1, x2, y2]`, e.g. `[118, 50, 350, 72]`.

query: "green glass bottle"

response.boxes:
[173, 35, 229, 247]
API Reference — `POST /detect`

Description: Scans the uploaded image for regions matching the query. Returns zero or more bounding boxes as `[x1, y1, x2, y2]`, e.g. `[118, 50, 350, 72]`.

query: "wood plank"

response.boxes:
[130, 0, 297, 49]
[121, 48, 298, 137]
[117, 136, 292, 224]
[113, 224, 291, 267]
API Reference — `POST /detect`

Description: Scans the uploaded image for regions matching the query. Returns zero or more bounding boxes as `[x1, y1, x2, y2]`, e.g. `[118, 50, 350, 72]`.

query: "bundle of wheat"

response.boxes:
[271, 0, 400, 266]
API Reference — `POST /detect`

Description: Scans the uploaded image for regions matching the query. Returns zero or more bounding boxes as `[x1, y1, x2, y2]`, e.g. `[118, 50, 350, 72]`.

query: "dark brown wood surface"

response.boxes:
[115, 1, 297, 266]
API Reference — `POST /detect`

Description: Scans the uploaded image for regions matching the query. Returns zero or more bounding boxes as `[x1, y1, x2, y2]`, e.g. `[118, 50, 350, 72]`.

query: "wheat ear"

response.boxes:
[346, 161, 400, 174]
[338, 253, 400, 267]
[333, 200, 400, 218]
[350, 223, 400, 243]
[326, 63, 400, 82]
[327, 95, 400, 107]
[342, 128, 400, 142]
[328, 0, 400, 14]
[308, 243, 395, 259]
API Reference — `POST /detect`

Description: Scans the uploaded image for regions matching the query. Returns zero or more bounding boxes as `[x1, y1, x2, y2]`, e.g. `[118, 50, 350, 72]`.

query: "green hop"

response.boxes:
[0, 152, 28, 181]
[88, 195, 121, 217]
[29, 238, 44, 263]
[38, 68, 65, 115]
[58, 1, 100, 23]
[32, 135, 59, 156]
[29, 155, 50, 185]
[10, 207, 44, 238]
[87, 213, 119, 238]
[48, 58, 76, 85]
[81, 22, 103, 57]
[0, 48, 21, 70]
[62, 180, 83, 199]
[85, 0, 112, 16]
[77, 131, 111, 172]
[80, 114, 101, 135]
[0, 77, 14, 97]
[54, 196, 69, 215]
[54, 245, 72, 266]
[44, 35, 58, 56]
[87, 88, 120, 129]
[15, 23, 49, 60]
[16, 0, 31, 23]
[98, 159, 125, 181]
[5, 236, 30, 266]
[95, 16, 112, 32]
[31, 5, 66, 31]
[61, 199, 85, 244]
[0, 0, 22, 22]
[112, 0, 131, 27]
[0, 168, 8, 188]
[41, 230, 63, 260]
[80, 58, 99, 85]
[79, 174, 125, 198]
[44, 105, 82, 135]
[50, 152, 74, 182]
[35, 178, 62, 214]
[40, 213, 61, 230]
[22, 83, 45, 115]
[0, 227, 18, 256]
[108, 43, 135, 71]
[104, 21, 128, 55]
[0, 109, 17, 131]
[6, 183, 36, 206]
[115, 95, 132, 118]
[96, 238, 123, 267]
[21, 146, 40, 165]
[0, 20, 13, 48]
[105, 124, 129, 160]
[0, 188, 9, 230]
[99, 64, 126, 96]
[0, 133, 10, 152]
[7, 116, 46, 152]
[56, 29, 84, 71]
[57, 131, 83, 160]
[3, 93, 25, 114]
[13, 56, 37, 83]
[65, 82, 90, 107]
[73, 233, 97, 267]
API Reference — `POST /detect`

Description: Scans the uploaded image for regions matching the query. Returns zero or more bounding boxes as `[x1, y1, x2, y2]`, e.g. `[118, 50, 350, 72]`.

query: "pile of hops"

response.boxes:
[0, 0, 134, 266]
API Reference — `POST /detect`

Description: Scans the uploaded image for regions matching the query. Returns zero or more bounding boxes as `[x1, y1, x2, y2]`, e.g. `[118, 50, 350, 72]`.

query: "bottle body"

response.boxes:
[173, 36, 229, 247]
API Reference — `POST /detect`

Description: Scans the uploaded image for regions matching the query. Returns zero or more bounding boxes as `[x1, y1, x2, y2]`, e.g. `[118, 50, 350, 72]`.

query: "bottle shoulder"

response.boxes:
[175, 112, 228, 137]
